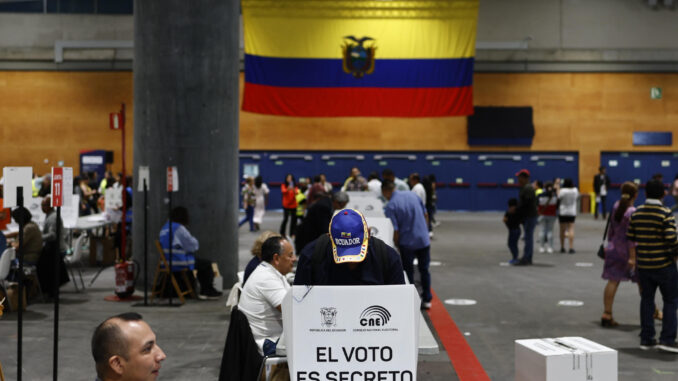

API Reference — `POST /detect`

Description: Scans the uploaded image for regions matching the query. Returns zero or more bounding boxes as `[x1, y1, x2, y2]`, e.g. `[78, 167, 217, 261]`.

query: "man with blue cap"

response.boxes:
[294, 208, 405, 286]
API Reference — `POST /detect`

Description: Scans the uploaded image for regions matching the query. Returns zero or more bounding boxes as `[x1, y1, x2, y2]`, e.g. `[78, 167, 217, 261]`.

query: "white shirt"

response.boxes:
[411, 183, 426, 203]
[367, 179, 382, 196]
[558, 188, 579, 217]
[238, 261, 290, 354]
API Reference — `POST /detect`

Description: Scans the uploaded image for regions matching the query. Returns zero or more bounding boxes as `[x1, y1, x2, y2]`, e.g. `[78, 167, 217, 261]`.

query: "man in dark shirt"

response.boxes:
[627, 179, 678, 352]
[294, 208, 405, 286]
[294, 191, 348, 254]
[593, 166, 611, 219]
[514, 169, 538, 266]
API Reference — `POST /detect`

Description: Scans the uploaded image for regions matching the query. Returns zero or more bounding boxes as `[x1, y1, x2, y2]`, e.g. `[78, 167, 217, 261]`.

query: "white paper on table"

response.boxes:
[2, 167, 32, 208]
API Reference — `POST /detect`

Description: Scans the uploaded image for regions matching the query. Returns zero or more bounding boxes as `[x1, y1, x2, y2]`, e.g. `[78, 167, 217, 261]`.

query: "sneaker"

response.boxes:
[538, 247, 545, 253]
[508, 259, 520, 265]
[429, 231, 434, 238]
[198, 288, 223, 300]
[560, 248, 566, 253]
[514, 259, 532, 266]
[569, 249, 576, 254]
[657, 342, 678, 353]
[546, 247, 554, 254]
[421, 301, 432, 310]
[640, 339, 657, 351]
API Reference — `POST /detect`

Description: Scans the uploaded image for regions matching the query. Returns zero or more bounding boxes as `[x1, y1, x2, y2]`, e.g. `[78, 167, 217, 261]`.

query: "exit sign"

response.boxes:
[651, 87, 662, 99]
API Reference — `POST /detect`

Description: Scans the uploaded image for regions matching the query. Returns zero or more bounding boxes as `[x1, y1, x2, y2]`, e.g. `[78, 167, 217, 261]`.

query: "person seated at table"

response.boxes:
[243, 230, 281, 286]
[15, 217, 43, 264]
[38, 196, 70, 297]
[238, 236, 296, 356]
[294, 209, 405, 286]
[159, 206, 222, 300]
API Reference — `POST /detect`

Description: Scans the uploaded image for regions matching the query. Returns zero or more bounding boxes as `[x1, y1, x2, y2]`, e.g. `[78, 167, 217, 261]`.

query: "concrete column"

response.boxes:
[132, 0, 240, 290]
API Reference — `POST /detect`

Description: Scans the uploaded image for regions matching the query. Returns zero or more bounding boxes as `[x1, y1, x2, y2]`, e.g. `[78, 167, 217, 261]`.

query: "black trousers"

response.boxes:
[195, 257, 214, 292]
[595, 195, 607, 218]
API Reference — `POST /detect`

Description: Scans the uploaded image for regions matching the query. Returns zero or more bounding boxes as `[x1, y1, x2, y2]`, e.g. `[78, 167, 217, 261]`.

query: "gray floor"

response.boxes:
[1, 211, 676, 380]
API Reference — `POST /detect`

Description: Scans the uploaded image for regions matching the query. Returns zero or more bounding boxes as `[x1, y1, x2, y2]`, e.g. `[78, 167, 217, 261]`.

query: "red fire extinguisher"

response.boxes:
[115, 260, 138, 298]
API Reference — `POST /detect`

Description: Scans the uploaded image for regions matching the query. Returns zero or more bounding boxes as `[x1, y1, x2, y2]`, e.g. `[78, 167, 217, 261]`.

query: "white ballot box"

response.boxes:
[515, 337, 617, 381]
[364, 217, 395, 249]
[282, 285, 420, 381]
[347, 195, 385, 218]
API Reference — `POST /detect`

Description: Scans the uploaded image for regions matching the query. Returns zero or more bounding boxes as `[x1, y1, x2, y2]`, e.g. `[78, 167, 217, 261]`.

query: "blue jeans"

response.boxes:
[538, 216, 556, 249]
[507, 228, 520, 260]
[238, 206, 254, 231]
[638, 265, 678, 344]
[521, 216, 538, 263]
[401, 246, 432, 302]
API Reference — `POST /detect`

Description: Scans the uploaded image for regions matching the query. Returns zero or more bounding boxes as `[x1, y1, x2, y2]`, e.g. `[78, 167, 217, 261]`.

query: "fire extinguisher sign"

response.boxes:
[51, 167, 73, 207]
[167, 166, 179, 192]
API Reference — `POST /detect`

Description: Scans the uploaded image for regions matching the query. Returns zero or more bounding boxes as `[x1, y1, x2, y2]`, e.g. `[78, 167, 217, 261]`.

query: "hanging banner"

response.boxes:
[282, 285, 420, 381]
[242, 0, 479, 117]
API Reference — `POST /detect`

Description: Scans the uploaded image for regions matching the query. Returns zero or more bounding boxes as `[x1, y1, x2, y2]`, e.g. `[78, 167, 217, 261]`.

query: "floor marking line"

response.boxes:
[428, 289, 491, 381]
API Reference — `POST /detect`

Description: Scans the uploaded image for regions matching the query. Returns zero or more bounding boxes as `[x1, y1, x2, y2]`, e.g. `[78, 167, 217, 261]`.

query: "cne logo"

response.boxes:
[359, 305, 391, 327]
[320, 307, 338, 328]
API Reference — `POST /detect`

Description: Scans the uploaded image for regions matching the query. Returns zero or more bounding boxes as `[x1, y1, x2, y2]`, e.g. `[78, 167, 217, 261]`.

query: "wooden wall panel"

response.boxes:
[0, 71, 133, 177]
[1, 71, 676, 193]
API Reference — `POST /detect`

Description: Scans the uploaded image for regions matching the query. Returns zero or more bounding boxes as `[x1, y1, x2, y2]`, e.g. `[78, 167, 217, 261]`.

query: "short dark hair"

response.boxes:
[563, 178, 574, 188]
[367, 171, 379, 181]
[599, 166, 605, 172]
[410, 173, 420, 182]
[92, 312, 143, 377]
[381, 168, 394, 177]
[170, 206, 189, 225]
[508, 198, 518, 207]
[261, 236, 285, 263]
[381, 180, 395, 191]
[645, 179, 665, 199]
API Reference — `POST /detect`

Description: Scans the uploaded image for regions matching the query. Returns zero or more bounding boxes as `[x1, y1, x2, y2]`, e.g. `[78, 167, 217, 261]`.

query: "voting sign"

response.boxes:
[51, 167, 73, 207]
[166, 166, 179, 192]
[138, 166, 150, 191]
[364, 217, 395, 249]
[282, 285, 420, 381]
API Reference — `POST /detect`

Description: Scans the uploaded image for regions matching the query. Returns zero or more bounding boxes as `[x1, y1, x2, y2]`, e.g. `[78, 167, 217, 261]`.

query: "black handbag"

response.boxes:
[597, 214, 612, 259]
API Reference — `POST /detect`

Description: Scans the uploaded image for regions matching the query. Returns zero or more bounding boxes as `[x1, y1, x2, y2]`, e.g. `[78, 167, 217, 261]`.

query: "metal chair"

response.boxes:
[257, 355, 288, 381]
[64, 234, 87, 291]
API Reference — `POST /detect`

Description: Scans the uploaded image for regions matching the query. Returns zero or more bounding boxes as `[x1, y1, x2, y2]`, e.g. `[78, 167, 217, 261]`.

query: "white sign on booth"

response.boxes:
[61, 194, 80, 228]
[138, 166, 150, 191]
[364, 217, 395, 249]
[2, 167, 32, 208]
[282, 285, 420, 381]
[348, 196, 385, 218]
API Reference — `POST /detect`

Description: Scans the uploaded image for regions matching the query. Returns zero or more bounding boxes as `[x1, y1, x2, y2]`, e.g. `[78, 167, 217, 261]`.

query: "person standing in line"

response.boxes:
[319, 173, 333, 193]
[381, 180, 432, 308]
[503, 198, 521, 265]
[627, 179, 678, 352]
[341, 167, 368, 191]
[252, 175, 269, 232]
[514, 169, 538, 266]
[239, 176, 256, 232]
[600, 182, 639, 328]
[422, 174, 438, 228]
[409, 173, 427, 204]
[367, 171, 382, 196]
[594, 166, 611, 219]
[558, 178, 579, 253]
[537, 181, 558, 253]
[279, 173, 298, 238]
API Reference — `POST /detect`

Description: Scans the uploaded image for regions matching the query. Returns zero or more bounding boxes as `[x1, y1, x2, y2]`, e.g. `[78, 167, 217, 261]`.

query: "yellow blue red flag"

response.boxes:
[242, 0, 479, 117]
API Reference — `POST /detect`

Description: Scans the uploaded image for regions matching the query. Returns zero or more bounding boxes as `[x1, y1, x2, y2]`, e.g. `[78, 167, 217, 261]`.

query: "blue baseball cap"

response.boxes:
[329, 208, 369, 264]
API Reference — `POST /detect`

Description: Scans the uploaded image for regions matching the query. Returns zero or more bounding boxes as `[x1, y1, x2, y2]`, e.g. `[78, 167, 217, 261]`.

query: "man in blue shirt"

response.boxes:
[159, 206, 222, 300]
[381, 180, 432, 309]
[294, 208, 405, 286]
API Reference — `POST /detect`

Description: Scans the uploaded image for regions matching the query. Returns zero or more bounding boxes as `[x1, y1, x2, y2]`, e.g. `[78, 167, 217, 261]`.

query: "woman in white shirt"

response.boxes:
[252, 175, 269, 231]
[557, 178, 579, 253]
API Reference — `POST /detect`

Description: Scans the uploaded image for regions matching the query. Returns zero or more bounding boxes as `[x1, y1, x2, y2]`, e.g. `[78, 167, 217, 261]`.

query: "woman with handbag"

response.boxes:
[601, 181, 638, 327]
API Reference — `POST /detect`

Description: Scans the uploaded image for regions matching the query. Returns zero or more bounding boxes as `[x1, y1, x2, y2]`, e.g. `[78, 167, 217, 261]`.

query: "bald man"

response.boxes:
[91, 312, 166, 381]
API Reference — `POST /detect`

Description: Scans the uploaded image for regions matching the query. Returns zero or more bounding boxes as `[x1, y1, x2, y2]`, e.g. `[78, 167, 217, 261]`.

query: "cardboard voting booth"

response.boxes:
[364, 217, 395, 249]
[515, 337, 617, 381]
[282, 285, 420, 381]
[347, 195, 385, 218]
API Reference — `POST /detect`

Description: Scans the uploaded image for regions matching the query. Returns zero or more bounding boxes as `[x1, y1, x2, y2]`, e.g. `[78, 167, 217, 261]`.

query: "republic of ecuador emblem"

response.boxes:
[342, 36, 377, 79]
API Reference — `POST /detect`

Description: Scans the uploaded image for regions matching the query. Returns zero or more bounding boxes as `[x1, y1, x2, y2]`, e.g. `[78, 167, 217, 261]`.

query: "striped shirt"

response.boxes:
[627, 199, 678, 270]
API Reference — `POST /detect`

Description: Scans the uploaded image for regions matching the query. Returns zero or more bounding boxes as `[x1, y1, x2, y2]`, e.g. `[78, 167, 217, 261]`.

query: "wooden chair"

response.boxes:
[0, 359, 5, 381]
[151, 240, 196, 304]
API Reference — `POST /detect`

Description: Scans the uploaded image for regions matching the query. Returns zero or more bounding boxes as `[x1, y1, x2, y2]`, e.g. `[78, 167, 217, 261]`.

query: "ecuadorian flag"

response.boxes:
[242, 0, 479, 117]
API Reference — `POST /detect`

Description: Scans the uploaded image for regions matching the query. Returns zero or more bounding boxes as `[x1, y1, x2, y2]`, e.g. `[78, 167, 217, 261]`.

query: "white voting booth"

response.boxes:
[345, 192, 385, 218]
[364, 217, 395, 249]
[515, 337, 617, 381]
[282, 285, 420, 381]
